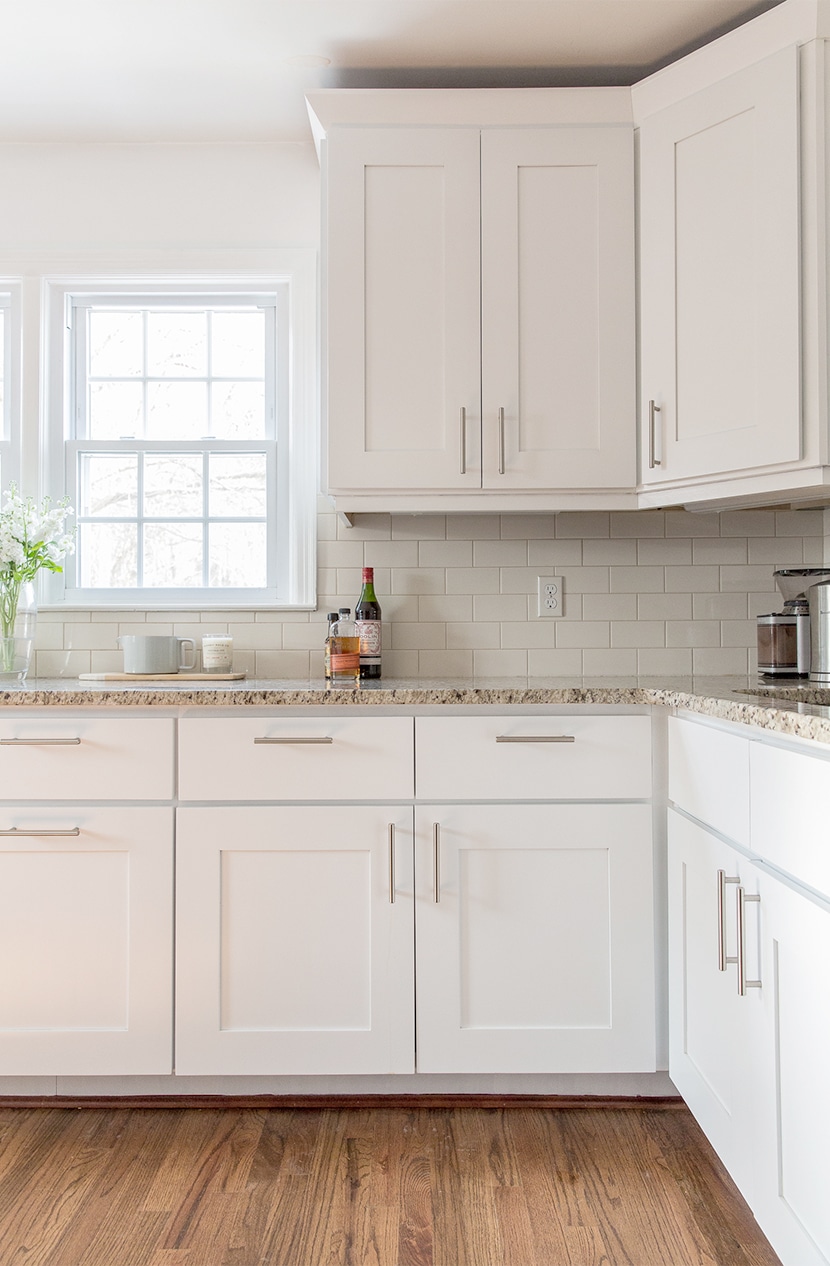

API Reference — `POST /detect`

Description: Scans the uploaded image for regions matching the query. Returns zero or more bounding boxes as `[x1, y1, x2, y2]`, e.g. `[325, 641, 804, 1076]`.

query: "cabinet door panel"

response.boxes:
[176, 805, 415, 1075]
[416, 803, 654, 1073]
[640, 45, 800, 484]
[0, 807, 173, 1075]
[752, 866, 830, 1266]
[667, 810, 759, 1197]
[326, 128, 481, 491]
[481, 127, 634, 488]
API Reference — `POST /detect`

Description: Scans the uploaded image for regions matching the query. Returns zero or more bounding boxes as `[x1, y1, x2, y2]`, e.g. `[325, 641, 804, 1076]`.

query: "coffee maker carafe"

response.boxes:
[757, 568, 830, 677]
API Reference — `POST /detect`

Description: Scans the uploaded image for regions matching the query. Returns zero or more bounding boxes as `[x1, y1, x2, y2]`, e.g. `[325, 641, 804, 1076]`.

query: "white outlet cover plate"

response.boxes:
[537, 575, 564, 618]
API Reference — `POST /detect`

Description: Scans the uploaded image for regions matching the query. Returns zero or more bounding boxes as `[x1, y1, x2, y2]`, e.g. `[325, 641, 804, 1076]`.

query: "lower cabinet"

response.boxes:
[415, 803, 656, 1073]
[669, 716, 830, 1266]
[667, 809, 761, 1197]
[0, 806, 173, 1076]
[175, 805, 416, 1075]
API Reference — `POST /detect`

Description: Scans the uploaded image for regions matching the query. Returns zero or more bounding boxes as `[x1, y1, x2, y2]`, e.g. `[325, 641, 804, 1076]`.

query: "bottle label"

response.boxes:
[356, 620, 381, 655]
[330, 650, 360, 672]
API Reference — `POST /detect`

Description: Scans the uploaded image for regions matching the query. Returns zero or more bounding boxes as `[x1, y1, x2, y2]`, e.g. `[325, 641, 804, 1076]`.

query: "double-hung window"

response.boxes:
[44, 271, 316, 609]
[0, 287, 20, 490]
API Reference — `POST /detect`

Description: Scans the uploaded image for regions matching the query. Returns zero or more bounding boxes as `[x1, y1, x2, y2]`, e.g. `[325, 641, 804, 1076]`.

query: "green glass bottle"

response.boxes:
[355, 566, 382, 679]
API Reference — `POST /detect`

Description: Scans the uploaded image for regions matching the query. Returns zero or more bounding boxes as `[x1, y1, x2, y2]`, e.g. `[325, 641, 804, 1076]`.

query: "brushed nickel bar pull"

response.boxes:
[717, 869, 740, 971]
[433, 822, 440, 904]
[648, 400, 662, 469]
[0, 737, 82, 746]
[496, 735, 575, 744]
[253, 736, 333, 745]
[460, 407, 467, 475]
[498, 407, 506, 475]
[388, 823, 396, 904]
[736, 886, 762, 996]
[0, 827, 81, 837]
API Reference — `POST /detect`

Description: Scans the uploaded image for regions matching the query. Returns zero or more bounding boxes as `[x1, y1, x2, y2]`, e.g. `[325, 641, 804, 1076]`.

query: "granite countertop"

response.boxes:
[2, 674, 830, 744]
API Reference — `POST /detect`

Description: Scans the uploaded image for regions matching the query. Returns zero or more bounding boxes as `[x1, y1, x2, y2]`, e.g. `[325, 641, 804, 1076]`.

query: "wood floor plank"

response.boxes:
[0, 1101, 783, 1266]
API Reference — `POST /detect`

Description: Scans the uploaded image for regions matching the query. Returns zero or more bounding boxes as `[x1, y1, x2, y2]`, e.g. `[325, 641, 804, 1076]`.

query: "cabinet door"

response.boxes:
[481, 127, 635, 489]
[750, 864, 830, 1266]
[415, 803, 655, 1073]
[325, 127, 481, 491]
[639, 45, 800, 485]
[667, 810, 760, 1198]
[175, 805, 415, 1075]
[0, 807, 173, 1075]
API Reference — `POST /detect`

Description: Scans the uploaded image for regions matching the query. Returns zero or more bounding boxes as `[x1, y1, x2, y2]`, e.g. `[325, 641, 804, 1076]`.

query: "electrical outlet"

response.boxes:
[537, 575, 564, 618]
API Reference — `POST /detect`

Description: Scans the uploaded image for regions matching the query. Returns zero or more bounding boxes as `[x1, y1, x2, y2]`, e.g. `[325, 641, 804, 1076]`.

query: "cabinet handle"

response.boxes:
[459, 407, 467, 475]
[736, 886, 762, 997]
[433, 822, 440, 904]
[0, 827, 81, 837]
[0, 737, 81, 746]
[253, 736, 333, 745]
[495, 735, 575, 744]
[717, 869, 740, 971]
[648, 400, 662, 469]
[388, 823, 396, 904]
[498, 407, 506, 475]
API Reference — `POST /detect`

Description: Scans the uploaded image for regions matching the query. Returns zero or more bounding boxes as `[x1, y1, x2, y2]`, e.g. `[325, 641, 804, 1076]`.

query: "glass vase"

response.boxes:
[0, 581, 37, 681]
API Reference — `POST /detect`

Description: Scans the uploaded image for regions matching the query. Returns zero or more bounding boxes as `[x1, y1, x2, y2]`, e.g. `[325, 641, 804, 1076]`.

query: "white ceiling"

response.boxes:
[0, 0, 783, 144]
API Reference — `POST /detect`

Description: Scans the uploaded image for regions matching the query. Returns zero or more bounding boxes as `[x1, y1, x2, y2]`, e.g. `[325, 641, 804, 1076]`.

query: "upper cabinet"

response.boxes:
[638, 46, 801, 490]
[634, 1, 830, 510]
[309, 90, 637, 515]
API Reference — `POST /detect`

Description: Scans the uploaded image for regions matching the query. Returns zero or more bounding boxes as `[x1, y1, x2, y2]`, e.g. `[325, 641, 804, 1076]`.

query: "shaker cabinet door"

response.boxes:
[415, 803, 655, 1073]
[639, 45, 800, 486]
[481, 127, 635, 489]
[175, 805, 415, 1076]
[325, 127, 482, 492]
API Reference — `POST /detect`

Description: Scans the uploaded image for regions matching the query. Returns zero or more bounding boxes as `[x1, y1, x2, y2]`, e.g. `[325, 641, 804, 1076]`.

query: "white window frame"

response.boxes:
[42, 264, 317, 610]
[0, 283, 22, 492]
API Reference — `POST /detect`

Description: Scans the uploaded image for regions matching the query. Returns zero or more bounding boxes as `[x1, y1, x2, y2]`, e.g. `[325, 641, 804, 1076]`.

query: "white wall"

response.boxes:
[0, 140, 823, 679]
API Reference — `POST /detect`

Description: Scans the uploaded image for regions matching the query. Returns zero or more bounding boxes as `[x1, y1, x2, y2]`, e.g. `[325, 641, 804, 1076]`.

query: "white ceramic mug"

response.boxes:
[117, 635, 196, 675]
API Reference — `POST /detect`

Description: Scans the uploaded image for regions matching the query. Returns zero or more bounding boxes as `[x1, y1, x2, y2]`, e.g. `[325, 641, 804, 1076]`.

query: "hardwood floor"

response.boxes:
[0, 1099, 781, 1266]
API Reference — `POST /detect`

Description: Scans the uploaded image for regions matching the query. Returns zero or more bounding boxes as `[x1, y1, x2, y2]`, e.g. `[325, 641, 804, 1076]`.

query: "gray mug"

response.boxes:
[117, 635, 196, 675]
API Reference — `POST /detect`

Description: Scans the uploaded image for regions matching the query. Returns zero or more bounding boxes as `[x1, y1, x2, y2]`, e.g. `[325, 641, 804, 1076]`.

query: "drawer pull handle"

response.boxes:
[459, 407, 467, 475]
[498, 407, 506, 475]
[433, 823, 440, 904]
[0, 737, 82, 746]
[253, 736, 334, 745]
[495, 735, 575, 744]
[736, 886, 762, 997]
[388, 823, 396, 904]
[0, 827, 81, 837]
[717, 869, 740, 971]
[648, 400, 662, 468]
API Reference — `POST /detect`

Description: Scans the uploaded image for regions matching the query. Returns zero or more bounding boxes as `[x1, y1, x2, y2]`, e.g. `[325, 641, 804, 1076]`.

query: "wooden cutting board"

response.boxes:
[78, 672, 247, 681]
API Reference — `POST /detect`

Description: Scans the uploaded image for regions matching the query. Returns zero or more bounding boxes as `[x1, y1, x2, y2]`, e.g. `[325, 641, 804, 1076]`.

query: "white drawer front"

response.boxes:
[0, 717, 174, 801]
[668, 716, 749, 847]
[178, 716, 414, 801]
[415, 715, 651, 800]
[751, 742, 830, 899]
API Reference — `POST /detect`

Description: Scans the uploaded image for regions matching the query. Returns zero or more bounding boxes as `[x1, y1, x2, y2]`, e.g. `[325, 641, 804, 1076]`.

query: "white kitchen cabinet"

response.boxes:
[667, 809, 761, 1198]
[0, 714, 175, 1077]
[175, 804, 415, 1076]
[416, 802, 655, 1073]
[312, 91, 636, 511]
[0, 805, 173, 1076]
[669, 711, 830, 1266]
[638, 45, 800, 494]
[750, 862, 830, 1266]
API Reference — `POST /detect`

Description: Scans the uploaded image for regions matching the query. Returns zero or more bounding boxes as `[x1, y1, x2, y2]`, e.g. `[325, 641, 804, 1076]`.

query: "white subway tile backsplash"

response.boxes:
[31, 507, 829, 680]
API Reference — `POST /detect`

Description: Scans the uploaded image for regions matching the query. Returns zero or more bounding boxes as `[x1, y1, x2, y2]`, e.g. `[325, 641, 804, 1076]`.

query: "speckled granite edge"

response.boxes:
[4, 676, 830, 744]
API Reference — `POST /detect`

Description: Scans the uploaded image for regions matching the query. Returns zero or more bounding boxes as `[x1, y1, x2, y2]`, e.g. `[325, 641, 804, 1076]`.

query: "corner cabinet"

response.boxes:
[309, 90, 636, 513]
[668, 714, 830, 1266]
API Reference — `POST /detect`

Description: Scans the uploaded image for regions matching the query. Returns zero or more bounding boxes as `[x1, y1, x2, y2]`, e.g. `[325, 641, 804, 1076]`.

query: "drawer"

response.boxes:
[668, 715, 749, 847]
[0, 716, 174, 800]
[751, 741, 830, 899]
[415, 715, 652, 800]
[178, 716, 414, 801]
